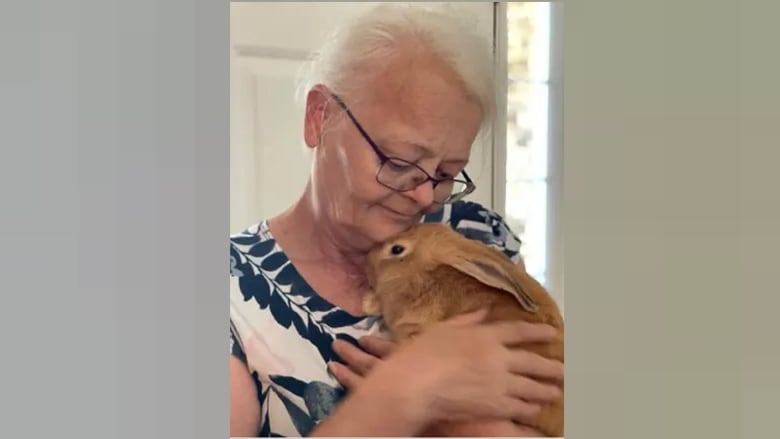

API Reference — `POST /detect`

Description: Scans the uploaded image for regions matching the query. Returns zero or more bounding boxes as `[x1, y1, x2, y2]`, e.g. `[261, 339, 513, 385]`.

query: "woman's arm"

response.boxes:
[230, 341, 426, 438]
[230, 356, 261, 437]
[308, 371, 426, 437]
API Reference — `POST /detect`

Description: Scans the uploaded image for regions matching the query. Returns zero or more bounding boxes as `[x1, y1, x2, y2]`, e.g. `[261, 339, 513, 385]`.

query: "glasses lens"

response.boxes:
[377, 159, 472, 204]
[433, 179, 470, 203]
[377, 158, 428, 191]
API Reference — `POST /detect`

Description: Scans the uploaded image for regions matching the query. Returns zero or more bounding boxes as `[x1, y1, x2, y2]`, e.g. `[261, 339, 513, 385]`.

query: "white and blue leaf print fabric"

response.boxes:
[229, 200, 523, 437]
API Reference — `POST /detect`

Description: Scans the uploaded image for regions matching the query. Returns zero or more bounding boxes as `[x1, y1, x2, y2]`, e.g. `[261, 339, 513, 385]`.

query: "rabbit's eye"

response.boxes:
[390, 244, 405, 256]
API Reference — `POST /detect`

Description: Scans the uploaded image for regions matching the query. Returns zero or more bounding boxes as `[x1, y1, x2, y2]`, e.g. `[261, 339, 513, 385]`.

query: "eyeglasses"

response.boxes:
[330, 93, 476, 205]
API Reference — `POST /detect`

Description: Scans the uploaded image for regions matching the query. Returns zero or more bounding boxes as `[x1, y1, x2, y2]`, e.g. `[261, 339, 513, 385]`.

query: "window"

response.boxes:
[502, 2, 560, 294]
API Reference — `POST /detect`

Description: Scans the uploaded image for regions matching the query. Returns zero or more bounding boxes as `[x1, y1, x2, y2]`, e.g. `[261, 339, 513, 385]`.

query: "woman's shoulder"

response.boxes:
[230, 220, 272, 246]
[229, 220, 276, 278]
[421, 200, 523, 262]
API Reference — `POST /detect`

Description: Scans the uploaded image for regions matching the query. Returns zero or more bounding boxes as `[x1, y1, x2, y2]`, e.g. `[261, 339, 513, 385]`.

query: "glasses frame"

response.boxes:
[330, 93, 476, 205]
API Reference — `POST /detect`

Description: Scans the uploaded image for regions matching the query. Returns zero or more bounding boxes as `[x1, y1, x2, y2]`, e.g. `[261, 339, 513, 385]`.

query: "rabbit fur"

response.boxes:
[362, 222, 564, 437]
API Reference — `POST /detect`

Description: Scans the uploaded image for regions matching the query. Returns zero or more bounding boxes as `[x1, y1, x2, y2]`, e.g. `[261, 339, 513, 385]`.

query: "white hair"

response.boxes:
[297, 3, 496, 138]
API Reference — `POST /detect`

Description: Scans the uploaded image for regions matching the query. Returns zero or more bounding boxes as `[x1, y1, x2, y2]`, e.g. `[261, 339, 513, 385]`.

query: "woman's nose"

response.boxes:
[404, 180, 435, 209]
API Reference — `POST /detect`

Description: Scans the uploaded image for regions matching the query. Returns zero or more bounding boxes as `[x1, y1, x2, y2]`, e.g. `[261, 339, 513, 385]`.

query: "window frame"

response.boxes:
[492, 2, 563, 306]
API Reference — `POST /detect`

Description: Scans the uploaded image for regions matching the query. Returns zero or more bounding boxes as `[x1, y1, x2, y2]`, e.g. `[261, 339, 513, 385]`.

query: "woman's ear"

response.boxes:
[303, 84, 331, 149]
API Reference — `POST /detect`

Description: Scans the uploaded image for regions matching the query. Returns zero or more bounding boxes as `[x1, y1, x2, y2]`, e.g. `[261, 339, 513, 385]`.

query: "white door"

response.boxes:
[230, 2, 497, 233]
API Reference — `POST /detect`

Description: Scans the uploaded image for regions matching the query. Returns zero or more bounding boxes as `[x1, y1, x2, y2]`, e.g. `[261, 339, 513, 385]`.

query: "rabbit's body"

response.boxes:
[363, 223, 564, 437]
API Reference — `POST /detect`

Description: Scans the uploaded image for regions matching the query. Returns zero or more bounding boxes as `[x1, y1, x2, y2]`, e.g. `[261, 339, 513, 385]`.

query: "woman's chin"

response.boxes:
[355, 207, 422, 245]
[370, 217, 418, 241]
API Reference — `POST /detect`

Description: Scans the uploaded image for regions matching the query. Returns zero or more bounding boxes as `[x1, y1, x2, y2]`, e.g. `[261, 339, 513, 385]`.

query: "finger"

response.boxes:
[508, 374, 562, 403]
[327, 361, 362, 390]
[507, 350, 565, 382]
[510, 424, 546, 437]
[493, 397, 542, 425]
[488, 320, 559, 345]
[332, 339, 379, 375]
[358, 335, 396, 358]
[444, 307, 489, 325]
[427, 420, 525, 437]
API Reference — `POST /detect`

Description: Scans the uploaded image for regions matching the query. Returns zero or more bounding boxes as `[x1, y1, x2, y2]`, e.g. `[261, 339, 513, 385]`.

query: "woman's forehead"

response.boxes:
[340, 60, 482, 160]
[355, 86, 480, 137]
[356, 52, 481, 113]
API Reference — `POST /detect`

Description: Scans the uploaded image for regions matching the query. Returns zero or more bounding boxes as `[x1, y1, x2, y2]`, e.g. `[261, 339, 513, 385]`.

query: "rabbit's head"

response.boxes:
[365, 222, 539, 313]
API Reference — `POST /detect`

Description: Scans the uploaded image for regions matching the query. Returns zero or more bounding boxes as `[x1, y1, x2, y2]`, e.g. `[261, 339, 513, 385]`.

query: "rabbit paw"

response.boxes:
[361, 292, 382, 316]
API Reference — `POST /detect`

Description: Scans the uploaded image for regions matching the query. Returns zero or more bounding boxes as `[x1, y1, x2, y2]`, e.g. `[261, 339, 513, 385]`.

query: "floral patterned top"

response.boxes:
[229, 200, 523, 437]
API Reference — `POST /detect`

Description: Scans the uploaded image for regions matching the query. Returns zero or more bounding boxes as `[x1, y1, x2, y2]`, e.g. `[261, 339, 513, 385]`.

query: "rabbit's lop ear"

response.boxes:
[446, 256, 540, 313]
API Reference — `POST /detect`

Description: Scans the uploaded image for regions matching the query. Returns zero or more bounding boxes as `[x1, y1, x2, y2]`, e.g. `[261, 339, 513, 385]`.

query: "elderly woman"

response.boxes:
[229, 4, 563, 437]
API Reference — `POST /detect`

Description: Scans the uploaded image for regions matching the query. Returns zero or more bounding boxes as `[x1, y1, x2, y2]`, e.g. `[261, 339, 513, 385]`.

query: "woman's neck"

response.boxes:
[267, 190, 373, 307]
[276, 197, 368, 266]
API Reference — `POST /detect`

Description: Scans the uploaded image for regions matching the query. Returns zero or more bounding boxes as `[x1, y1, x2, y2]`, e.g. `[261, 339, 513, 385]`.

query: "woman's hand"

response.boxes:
[422, 420, 547, 437]
[329, 309, 563, 428]
[329, 334, 396, 390]
[331, 336, 548, 436]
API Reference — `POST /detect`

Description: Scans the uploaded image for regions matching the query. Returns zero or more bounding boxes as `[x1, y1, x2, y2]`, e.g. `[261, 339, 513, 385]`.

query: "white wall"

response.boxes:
[229, 2, 497, 233]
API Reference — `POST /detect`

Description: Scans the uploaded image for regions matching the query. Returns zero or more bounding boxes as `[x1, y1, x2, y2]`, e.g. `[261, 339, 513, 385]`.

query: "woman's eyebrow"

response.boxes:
[442, 157, 469, 165]
[383, 139, 434, 156]
[410, 142, 435, 155]
[377, 139, 430, 158]
[411, 144, 469, 165]
[382, 138, 470, 165]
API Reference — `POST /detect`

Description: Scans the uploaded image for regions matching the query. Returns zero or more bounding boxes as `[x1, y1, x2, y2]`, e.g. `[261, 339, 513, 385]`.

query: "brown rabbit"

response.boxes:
[362, 222, 564, 437]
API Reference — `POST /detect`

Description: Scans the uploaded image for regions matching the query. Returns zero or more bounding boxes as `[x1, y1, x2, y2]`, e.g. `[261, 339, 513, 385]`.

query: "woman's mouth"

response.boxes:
[382, 205, 417, 221]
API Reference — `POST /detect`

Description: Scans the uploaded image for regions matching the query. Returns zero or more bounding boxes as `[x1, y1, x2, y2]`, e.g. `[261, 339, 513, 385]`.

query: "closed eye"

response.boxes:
[386, 160, 416, 172]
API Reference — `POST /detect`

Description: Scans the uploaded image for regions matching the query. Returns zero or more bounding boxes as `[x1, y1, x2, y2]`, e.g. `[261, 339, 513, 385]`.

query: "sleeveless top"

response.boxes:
[229, 200, 522, 437]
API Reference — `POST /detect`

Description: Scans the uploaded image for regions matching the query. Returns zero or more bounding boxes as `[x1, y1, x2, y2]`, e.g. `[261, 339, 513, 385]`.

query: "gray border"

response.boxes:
[565, 0, 780, 437]
[1, 1, 228, 437]
[3, 1, 780, 438]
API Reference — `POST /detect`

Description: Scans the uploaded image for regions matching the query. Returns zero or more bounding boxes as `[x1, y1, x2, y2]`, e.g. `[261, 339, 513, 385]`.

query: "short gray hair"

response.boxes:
[297, 3, 496, 138]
